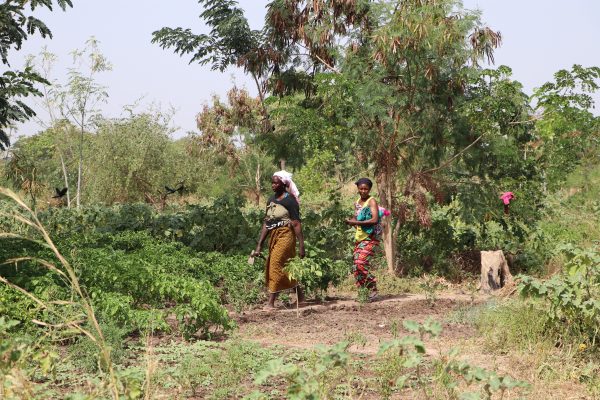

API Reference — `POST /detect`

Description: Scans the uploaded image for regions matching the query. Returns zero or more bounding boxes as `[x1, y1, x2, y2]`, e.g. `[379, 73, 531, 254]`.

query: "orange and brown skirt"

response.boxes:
[266, 226, 298, 293]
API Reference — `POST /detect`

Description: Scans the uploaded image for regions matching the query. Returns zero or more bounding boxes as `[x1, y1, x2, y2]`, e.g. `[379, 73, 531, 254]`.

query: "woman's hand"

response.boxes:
[252, 247, 262, 258]
[345, 218, 357, 226]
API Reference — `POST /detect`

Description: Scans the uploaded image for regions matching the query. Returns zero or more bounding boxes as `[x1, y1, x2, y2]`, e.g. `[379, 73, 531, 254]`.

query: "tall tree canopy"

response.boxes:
[0, 0, 74, 150]
[263, 0, 502, 271]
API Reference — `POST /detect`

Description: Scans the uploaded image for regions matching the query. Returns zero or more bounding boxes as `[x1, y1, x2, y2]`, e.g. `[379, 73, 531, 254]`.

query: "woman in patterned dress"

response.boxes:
[345, 178, 381, 301]
[253, 171, 305, 310]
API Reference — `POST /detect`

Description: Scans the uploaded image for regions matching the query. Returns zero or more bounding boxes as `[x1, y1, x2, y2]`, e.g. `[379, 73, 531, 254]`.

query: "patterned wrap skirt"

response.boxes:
[352, 238, 379, 289]
[266, 226, 298, 293]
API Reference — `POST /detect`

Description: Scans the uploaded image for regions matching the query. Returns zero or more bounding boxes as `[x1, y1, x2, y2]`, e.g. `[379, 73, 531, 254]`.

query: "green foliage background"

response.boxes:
[1, 0, 600, 397]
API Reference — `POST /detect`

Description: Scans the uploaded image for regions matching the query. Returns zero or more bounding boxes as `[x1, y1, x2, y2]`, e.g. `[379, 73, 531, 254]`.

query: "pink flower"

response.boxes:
[500, 192, 515, 205]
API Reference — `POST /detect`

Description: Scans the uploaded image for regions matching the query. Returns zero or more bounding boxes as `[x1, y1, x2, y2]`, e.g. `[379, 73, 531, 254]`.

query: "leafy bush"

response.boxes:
[65, 231, 233, 337]
[1, 230, 234, 338]
[285, 243, 348, 299]
[190, 252, 264, 311]
[0, 284, 40, 329]
[37, 194, 258, 254]
[151, 195, 256, 253]
[519, 245, 600, 349]
[300, 190, 353, 261]
[397, 195, 548, 276]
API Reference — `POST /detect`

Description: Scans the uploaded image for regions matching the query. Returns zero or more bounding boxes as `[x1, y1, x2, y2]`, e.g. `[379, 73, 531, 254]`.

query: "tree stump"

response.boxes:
[480, 250, 514, 293]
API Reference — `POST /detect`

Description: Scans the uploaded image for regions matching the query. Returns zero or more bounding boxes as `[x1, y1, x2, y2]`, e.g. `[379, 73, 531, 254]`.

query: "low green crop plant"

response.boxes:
[250, 341, 356, 400]
[170, 340, 278, 399]
[69, 319, 129, 373]
[0, 317, 60, 399]
[249, 319, 529, 399]
[441, 355, 530, 399]
[419, 274, 443, 308]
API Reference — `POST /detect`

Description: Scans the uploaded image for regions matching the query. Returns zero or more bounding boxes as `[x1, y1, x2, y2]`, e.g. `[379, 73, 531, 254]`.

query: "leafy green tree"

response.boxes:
[266, 0, 502, 272]
[25, 48, 74, 206]
[193, 86, 276, 203]
[23, 39, 111, 207]
[531, 65, 600, 191]
[87, 112, 179, 204]
[453, 66, 540, 220]
[57, 38, 111, 207]
[0, 0, 74, 151]
[153, 0, 361, 178]
[262, 93, 357, 177]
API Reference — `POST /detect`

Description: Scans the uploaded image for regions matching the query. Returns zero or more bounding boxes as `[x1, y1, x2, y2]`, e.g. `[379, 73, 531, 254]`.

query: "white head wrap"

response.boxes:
[273, 170, 300, 204]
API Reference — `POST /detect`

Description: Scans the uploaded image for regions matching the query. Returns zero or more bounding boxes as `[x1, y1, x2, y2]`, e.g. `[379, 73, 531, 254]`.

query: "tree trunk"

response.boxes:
[251, 72, 273, 133]
[381, 218, 396, 274]
[376, 169, 397, 275]
[480, 250, 514, 293]
[254, 162, 261, 206]
[76, 127, 83, 208]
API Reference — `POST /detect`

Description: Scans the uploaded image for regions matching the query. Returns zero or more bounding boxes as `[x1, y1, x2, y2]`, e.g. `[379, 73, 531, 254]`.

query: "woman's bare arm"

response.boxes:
[290, 220, 305, 258]
[254, 222, 268, 256]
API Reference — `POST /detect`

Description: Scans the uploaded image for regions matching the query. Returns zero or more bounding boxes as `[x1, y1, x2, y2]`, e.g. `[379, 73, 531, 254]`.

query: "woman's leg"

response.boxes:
[267, 292, 278, 308]
[353, 262, 377, 289]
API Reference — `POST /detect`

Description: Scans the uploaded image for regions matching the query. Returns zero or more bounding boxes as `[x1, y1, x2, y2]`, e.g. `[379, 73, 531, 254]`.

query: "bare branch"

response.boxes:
[313, 54, 341, 74]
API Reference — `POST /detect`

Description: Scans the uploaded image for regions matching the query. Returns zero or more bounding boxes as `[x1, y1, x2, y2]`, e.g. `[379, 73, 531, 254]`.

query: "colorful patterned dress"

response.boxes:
[352, 197, 381, 289]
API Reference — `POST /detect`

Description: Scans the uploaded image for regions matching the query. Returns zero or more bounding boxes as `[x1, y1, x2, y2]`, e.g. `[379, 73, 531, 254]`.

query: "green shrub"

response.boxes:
[519, 245, 600, 350]
[151, 194, 256, 253]
[285, 243, 348, 299]
[66, 232, 233, 337]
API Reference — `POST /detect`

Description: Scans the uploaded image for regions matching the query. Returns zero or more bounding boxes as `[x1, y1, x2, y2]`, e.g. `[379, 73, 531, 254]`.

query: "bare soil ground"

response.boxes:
[235, 293, 475, 354]
[230, 291, 593, 400]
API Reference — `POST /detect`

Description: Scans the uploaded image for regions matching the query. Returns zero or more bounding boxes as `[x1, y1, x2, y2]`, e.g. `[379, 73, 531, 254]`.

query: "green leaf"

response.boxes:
[403, 320, 420, 333]
[395, 375, 408, 388]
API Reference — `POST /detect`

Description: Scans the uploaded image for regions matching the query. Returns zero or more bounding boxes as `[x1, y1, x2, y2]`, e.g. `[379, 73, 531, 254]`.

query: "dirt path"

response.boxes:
[230, 292, 592, 399]
[233, 292, 479, 354]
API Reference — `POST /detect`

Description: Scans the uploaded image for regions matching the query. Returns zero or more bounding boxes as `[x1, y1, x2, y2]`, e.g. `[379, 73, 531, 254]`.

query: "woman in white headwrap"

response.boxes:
[253, 170, 305, 310]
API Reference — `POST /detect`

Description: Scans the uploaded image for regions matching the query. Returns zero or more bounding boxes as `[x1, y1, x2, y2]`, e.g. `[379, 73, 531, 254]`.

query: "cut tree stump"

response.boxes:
[480, 250, 514, 293]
